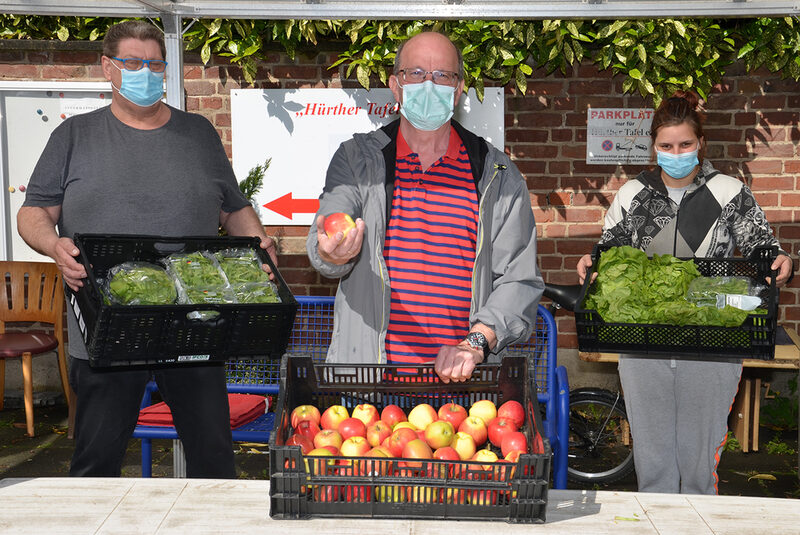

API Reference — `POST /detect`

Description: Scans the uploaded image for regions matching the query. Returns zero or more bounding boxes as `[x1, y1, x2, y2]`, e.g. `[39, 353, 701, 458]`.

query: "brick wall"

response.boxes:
[2, 39, 798, 348]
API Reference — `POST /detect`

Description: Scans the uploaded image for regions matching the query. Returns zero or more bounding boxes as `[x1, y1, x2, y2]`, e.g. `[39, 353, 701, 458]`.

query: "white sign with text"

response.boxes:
[586, 108, 654, 165]
[231, 87, 504, 225]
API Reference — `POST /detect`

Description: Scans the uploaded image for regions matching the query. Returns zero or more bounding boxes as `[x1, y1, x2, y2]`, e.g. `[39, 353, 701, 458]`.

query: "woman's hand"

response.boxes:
[768, 254, 794, 288]
[577, 253, 596, 285]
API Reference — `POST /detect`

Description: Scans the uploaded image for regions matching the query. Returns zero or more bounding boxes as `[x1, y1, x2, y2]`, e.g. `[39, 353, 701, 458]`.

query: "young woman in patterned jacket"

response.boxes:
[576, 90, 793, 495]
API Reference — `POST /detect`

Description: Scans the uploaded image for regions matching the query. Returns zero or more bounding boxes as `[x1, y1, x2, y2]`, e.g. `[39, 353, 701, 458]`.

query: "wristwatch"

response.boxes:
[464, 331, 490, 359]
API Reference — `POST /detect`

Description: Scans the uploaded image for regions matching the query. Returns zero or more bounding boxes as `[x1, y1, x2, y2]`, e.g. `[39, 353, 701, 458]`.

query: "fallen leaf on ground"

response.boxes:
[747, 473, 777, 481]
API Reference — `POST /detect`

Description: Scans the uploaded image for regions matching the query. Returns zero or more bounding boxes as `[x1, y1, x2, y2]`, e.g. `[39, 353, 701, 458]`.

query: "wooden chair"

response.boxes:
[0, 261, 70, 437]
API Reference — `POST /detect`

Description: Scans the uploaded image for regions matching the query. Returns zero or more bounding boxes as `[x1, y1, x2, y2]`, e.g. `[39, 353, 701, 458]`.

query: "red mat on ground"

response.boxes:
[137, 393, 267, 428]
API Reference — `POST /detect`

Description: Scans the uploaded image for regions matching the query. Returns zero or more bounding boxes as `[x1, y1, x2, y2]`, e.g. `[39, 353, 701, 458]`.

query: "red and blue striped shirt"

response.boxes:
[384, 127, 479, 368]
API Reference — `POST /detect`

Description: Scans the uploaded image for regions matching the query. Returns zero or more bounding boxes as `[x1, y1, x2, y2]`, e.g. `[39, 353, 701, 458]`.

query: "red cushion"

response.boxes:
[0, 332, 58, 358]
[137, 393, 267, 428]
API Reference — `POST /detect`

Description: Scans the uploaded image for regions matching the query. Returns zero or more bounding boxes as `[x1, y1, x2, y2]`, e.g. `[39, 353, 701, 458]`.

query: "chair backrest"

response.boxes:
[0, 260, 64, 333]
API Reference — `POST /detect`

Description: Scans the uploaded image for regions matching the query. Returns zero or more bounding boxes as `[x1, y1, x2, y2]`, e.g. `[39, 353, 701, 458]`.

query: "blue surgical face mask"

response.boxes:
[110, 61, 164, 107]
[400, 80, 455, 131]
[656, 148, 700, 179]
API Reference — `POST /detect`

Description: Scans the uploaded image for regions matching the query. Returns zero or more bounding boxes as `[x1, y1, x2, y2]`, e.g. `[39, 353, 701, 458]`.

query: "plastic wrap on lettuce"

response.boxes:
[105, 262, 177, 305]
[214, 248, 269, 284]
[231, 282, 281, 303]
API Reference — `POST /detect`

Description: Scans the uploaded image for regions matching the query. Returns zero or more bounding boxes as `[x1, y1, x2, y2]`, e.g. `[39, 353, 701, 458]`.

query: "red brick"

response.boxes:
[759, 111, 800, 126]
[511, 144, 558, 158]
[786, 161, 800, 173]
[515, 161, 547, 174]
[735, 112, 756, 126]
[549, 161, 570, 174]
[744, 127, 786, 143]
[0, 50, 24, 62]
[526, 176, 558, 190]
[507, 96, 549, 111]
[40, 65, 86, 79]
[517, 112, 563, 127]
[561, 176, 607, 190]
[558, 207, 604, 223]
[704, 113, 732, 126]
[0, 64, 38, 78]
[537, 238, 556, 254]
[736, 78, 762, 94]
[567, 223, 603, 238]
[574, 192, 613, 208]
[184, 80, 215, 96]
[705, 94, 747, 110]
[543, 223, 568, 238]
[577, 96, 625, 109]
[788, 94, 800, 108]
[185, 96, 200, 111]
[214, 113, 231, 127]
[53, 51, 100, 64]
[704, 128, 743, 142]
[749, 176, 795, 191]
[272, 65, 319, 79]
[551, 129, 573, 142]
[552, 96, 576, 111]
[506, 129, 549, 143]
[763, 78, 800, 93]
[526, 81, 566, 95]
[577, 64, 613, 78]
[710, 80, 734, 94]
[200, 96, 223, 110]
[750, 95, 786, 109]
[561, 144, 585, 159]
[531, 205, 553, 223]
[569, 80, 613, 94]
[539, 255, 564, 270]
[557, 239, 598, 254]
[742, 160, 782, 174]
[780, 193, 800, 206]
[548, 191, 572, 206]
[753, 192, 779, 206]
[575, 129, 586, 142]
[570, 162, 620, 174]
[565, 113, 586, 126]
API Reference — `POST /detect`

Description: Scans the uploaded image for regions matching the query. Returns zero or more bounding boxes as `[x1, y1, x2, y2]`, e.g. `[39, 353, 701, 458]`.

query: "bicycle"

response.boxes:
[543, 283, 636, 485]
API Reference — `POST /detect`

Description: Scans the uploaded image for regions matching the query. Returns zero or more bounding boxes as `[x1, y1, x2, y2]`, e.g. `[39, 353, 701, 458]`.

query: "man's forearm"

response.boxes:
[221, 206, 267, 238]
[17, 206, 61, 259]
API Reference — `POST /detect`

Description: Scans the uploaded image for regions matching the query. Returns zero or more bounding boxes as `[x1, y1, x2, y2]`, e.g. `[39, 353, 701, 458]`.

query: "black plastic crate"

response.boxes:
[269, 356, 551, 523]
[70, 234, 298, 368]
[574, 245, 779, 360]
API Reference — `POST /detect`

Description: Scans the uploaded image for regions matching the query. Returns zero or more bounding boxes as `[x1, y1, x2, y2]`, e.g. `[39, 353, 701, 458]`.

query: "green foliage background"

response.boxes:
[2, 16, 799, 104]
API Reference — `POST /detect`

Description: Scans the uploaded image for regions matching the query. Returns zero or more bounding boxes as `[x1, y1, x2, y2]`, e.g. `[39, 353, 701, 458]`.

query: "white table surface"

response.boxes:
[1, 477, 798, 534]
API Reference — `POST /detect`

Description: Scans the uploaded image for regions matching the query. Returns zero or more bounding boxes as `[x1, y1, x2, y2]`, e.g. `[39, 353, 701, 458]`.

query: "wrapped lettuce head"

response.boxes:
[215, 248, 269, 284]
[106, 262, 177, 305]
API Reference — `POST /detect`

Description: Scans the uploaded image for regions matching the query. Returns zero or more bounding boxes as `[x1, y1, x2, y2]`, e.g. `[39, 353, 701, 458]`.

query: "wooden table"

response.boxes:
[578, 327, 800, 453]
[1, 478, 799, 534]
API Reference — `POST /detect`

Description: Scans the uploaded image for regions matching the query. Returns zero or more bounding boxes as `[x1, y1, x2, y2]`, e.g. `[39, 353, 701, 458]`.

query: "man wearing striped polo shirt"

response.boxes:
[307, 32, 544, 382]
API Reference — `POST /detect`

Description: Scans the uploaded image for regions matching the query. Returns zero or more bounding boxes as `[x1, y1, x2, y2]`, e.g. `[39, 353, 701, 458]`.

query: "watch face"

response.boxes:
[467, 332, 487, 349]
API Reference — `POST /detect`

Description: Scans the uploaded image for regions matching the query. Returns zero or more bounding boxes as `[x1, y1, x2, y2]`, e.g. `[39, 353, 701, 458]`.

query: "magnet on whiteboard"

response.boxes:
[19, 185, 26, 192]
[8, 186, 14, 193]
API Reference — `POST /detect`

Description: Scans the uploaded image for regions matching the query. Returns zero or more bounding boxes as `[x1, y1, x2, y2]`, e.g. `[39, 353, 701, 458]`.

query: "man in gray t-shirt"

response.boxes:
[17, 20, 275, 478]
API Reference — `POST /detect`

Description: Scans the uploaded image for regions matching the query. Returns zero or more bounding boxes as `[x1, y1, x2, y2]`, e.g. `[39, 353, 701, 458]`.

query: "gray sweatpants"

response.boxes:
[618, 355, 742, 494]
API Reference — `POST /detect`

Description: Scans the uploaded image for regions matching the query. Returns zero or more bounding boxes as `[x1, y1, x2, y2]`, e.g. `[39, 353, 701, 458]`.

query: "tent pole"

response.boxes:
[162, 14, 184, 111]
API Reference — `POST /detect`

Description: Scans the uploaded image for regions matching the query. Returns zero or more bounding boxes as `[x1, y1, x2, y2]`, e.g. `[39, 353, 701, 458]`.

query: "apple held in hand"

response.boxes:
[324, 212, 356, 239]
[438, 402, 468, 430]
[469, 399, 497, 424]
[320, 405, 349, 430]
[487, 417, 518, 448]
[497, 400, 525, 428]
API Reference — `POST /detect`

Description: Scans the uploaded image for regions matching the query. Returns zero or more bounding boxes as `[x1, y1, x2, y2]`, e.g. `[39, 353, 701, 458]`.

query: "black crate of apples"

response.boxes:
[269, 355, 551, 523]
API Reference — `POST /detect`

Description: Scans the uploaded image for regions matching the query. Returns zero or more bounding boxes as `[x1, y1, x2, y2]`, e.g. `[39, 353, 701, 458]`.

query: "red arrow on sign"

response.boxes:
[263, 192, 320, 220]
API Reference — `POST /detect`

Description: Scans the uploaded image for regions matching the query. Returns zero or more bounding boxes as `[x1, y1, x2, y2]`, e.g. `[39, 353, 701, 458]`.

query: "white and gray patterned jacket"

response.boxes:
[600, 161, 787, 260]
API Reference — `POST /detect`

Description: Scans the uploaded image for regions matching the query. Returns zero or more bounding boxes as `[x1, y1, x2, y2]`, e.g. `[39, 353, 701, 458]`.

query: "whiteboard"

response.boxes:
[231, 87, 504, 226]
[0, 82, 112, 261]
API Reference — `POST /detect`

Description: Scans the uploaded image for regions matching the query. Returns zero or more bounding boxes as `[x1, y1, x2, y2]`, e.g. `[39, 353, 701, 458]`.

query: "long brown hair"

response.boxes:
[650, 90, 706, 161]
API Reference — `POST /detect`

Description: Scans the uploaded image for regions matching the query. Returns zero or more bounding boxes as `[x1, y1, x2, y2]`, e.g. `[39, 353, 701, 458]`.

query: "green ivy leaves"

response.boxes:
[1, 16, 798, 103]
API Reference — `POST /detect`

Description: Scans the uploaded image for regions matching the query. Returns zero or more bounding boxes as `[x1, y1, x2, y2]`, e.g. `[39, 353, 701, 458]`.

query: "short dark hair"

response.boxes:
[650, 90, 706, 161]
[394, 32, 464, 81]
[103, 20, 165, 59]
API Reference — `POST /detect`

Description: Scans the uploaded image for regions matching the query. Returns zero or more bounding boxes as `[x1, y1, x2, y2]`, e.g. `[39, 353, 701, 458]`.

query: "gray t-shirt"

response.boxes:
[23, 105, 249, 359]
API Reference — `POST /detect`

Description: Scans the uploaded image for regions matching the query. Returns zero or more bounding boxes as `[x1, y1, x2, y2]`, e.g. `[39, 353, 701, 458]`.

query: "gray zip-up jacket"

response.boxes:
[307, 120, 544, 364]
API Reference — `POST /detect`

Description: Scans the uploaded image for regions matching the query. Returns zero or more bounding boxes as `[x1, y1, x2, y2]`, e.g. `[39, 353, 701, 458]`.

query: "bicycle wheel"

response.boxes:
[567, 389, 635, 485]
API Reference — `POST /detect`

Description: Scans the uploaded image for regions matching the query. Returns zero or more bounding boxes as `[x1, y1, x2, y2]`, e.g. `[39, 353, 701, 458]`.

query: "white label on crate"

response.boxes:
[177, 354, 211, 362]
[69, 294, 88, 341]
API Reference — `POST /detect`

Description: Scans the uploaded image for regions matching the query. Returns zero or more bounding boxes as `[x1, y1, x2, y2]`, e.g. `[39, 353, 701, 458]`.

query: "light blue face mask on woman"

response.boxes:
[400, 80, 455, 131]
[656, 149, 700, 179]
[111, 62, 165, 107]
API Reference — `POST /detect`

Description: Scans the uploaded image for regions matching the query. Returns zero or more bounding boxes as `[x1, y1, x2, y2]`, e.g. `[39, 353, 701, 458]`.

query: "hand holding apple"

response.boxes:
[316, 214, 365, 266]
[323, 212, 356, 239]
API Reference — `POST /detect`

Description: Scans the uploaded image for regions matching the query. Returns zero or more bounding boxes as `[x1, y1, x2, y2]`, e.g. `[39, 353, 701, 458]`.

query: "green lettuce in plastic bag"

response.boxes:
[106, 262, 177, 305]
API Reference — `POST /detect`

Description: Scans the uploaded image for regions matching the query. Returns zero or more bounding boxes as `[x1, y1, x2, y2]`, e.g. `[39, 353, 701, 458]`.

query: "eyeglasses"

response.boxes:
[110, 57, 168, 73]
[397, 69, 460, 86]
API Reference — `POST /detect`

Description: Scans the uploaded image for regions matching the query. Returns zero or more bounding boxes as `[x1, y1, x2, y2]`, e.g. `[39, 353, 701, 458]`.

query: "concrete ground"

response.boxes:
[0, 399, 797, 499]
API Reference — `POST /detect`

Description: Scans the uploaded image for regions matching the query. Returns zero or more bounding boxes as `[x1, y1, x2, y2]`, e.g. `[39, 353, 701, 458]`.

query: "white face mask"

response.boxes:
[400, 80, 455, 131]
[656, 148, 700, 179]
[110, 60, 164, 107]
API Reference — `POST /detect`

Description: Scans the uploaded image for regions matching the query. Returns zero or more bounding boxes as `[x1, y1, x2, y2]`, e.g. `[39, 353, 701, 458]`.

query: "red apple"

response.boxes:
[408, 403, 437, 431]
[387, 427, 418, 457]
[304, 447, 334, 474]
[313, 428, 343, 451]
[501, 431, 528, 458]
[340, 436, 371, 457]
[338, 417, 367, 440]
[458, 416, 488, 446]
[294, 419, 321, 442]
[381, 404, 407, 429]
[497, 400, 525, 428]
[286, 433, 314, 454]
[366, 421, 392, 447]
[438, 402, 468, 429]
[290, 404, 321, 428]
[450, 431, 477, 461]
[320, 405, 349, 430]
[400, 438, 433, 469]
[393, 421, 417, 432]
[424, 420, 455, 449]
[324, 212, 356, 239]
[432, 446, 461, 478]
[487, 417, 518, 448]
[321, 445, 339, 455]
[351, 403, 380, 427]
[469, 399, 497, 424]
